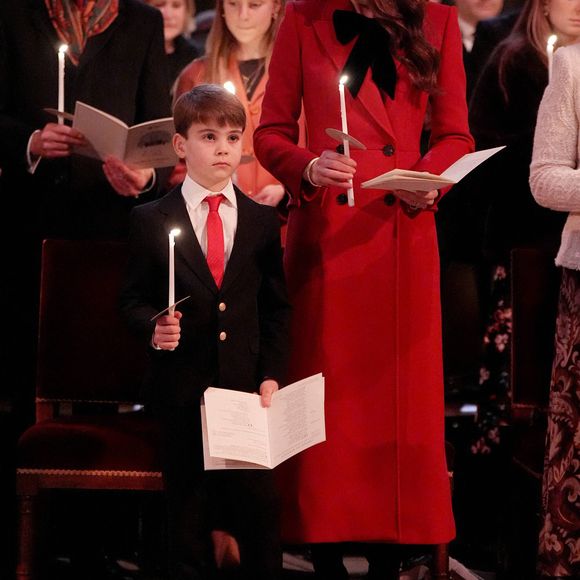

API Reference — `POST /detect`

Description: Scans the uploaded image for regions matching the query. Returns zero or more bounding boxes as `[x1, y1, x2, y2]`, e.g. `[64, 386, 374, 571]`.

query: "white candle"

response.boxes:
[339, 75, 355, 207]
[223, 81, 236, 95]
[57, 44, 68, 124]
[547, 34, 557, 82]
[168, 228, 181, 315]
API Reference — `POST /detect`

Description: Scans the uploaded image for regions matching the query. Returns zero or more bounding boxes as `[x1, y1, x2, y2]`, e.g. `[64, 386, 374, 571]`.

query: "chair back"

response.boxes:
[510, 248, 560, 421]
[35, 239, 147, 407]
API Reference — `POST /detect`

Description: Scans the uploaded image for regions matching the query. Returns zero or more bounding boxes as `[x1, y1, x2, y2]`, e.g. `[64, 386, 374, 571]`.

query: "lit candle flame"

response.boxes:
[223, 81, 236, 95]
[339, 75, 348, 86]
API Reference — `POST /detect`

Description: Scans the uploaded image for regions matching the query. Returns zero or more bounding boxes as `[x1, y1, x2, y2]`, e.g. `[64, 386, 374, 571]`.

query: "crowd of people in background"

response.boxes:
[1, 0, 580, 578]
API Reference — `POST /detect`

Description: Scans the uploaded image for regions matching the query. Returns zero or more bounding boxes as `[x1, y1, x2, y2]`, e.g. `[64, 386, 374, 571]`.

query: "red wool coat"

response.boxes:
[255, 0, 474, 545]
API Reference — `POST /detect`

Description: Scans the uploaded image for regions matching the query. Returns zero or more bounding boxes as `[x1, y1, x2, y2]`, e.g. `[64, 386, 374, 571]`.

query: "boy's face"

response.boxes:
[173, 121, 243, 191]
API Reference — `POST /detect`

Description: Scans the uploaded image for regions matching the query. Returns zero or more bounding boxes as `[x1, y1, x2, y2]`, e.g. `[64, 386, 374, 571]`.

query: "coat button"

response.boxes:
[336, 193, 348, 205]
[218, 302, 227, 312]
[335, 144, 344, 154]
[384, 193, 396, 206]
[219, 331, 227, 341]
[382, 144, 395, 156]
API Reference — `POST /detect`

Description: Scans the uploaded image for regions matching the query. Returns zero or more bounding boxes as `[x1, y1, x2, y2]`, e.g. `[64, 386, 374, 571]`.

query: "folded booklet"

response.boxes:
[201, 373, 326, 470]
[361, 146, 505, 192]
[70, 101, 178, 169]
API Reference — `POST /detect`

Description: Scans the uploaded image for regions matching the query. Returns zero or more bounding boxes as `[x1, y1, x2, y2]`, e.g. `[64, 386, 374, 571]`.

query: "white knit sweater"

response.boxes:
[529, 43, 580, 270]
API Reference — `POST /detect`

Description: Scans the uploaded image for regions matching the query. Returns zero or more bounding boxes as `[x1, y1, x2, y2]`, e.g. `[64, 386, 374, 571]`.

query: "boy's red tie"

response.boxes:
[204, 194, 225, 288]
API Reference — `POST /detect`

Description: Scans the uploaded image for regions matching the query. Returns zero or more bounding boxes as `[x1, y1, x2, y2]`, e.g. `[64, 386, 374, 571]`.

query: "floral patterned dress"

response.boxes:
[537, 267, 580, 577]
[471, 264, 512, 455]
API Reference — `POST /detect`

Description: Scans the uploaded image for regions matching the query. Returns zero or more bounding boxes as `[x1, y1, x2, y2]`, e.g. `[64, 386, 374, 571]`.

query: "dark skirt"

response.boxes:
[537, 267, 580, 577]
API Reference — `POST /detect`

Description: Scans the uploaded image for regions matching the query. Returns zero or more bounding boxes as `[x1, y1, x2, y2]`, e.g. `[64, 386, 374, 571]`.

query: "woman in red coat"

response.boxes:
[254, 0, 474, 576]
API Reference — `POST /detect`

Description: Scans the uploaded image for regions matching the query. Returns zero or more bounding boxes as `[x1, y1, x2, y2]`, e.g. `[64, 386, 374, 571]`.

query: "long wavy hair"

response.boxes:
[364, 0, 440, 93]
[496, 0, 551, 101]
[203, 0, 285, 84]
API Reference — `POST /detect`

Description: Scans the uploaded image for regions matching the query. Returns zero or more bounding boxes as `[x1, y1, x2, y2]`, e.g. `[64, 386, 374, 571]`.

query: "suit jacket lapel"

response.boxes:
[30, 0, 59, 47]
[78, 5, 123, 68]
[221, 188, 261, 293]
[29, 0, 122, 67]
[157, 188, 218, 294]
[312, 0, 396, 141]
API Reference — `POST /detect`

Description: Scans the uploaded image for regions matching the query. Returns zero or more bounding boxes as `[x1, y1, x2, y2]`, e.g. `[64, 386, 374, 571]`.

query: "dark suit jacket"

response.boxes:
[0, 0, 171, 240]
[463, 10, 520, 101]
[120, 186, 291, 407]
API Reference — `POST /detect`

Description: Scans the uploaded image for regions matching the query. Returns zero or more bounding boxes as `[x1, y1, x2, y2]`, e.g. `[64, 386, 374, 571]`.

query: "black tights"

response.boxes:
[311, 543, 402, 580]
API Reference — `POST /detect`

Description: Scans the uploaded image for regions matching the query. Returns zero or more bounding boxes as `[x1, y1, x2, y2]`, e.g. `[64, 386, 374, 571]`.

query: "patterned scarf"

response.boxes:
[44, 0, 119, 65]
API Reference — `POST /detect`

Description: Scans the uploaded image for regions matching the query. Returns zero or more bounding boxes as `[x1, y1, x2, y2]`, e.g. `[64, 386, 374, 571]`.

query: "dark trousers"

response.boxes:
[311, 542, 403, 580]
[159, 404, 282, 580]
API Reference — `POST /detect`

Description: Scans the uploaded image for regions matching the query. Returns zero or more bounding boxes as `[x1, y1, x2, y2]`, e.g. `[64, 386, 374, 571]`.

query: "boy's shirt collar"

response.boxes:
[181, 174, 238, 210]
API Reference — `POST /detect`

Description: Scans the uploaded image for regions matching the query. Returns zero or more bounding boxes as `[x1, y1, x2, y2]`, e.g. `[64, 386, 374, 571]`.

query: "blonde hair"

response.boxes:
[203, 0, 285, 83]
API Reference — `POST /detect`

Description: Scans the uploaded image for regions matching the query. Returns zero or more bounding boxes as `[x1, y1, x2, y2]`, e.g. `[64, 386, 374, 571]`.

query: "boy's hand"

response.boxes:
[152, 311, 182, 350]
[259, 379, 279, 408]
[102, 155, 154, 198]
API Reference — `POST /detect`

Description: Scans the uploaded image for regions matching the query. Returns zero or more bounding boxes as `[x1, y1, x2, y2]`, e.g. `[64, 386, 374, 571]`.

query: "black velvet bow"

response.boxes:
[333, 9, 397, 99]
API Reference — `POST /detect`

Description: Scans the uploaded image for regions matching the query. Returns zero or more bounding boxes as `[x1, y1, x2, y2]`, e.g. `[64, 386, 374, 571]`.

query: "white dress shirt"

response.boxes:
[181, 175, 238, 266]
[458, 16, 476, 53]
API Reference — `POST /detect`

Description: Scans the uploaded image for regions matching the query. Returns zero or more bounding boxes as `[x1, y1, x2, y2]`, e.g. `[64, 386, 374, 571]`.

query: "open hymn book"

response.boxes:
[201, 373, 325, 470]
[361, 146, 505, 192]
[70, 101, 178, 169]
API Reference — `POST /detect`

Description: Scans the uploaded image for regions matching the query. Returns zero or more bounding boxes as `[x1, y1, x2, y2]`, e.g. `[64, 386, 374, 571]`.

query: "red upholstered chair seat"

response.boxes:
[17, 413, 161, 473]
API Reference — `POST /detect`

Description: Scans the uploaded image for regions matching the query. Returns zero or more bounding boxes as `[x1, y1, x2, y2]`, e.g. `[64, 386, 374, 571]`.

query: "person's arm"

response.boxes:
[131, 5, 172, 200]
[256, 207, 292, 389]
[411, 5, 474, 178]
[254, 4, 318, 202]
[530, 48, 580, 212]
[173, 57, 206, 106]
[120, 207, 163, 344]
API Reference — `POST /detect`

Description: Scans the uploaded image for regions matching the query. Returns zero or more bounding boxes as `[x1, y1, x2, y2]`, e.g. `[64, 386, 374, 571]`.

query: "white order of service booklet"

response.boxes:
[71, 101, 178, 169]
[201, 373, 325, 470]
[361, 146, 505, 192]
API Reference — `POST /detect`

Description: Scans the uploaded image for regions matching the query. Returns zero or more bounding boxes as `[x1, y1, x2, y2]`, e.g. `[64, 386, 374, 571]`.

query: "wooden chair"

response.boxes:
[15, 239, 163, 579]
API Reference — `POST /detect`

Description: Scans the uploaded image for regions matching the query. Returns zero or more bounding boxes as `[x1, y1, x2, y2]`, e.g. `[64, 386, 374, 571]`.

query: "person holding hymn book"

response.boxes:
[0, 0, 171, 412]
[254, 0, 473, 577]
[120, 84, 291, 580]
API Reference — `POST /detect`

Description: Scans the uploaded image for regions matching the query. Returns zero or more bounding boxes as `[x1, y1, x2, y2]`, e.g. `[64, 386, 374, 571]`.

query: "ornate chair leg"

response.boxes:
[16, 493, 37, 580]
[431, 543, 449, 580]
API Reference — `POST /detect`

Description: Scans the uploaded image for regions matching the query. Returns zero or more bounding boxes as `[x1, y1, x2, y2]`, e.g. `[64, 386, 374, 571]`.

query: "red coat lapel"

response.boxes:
[311, 0, 396, 142]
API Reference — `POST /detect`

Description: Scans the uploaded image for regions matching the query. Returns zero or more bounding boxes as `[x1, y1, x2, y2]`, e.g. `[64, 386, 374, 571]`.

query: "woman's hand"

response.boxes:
[310, 150, 357, 188]
[102, 155, 154, 197]
[393, 188, 438, 210]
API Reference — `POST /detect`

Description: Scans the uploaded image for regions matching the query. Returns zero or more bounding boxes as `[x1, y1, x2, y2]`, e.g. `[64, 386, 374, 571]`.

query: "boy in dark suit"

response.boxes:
[120, 84, 291, 580]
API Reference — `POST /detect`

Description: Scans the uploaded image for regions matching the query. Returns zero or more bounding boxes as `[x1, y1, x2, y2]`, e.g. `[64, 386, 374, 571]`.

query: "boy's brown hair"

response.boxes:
[173, 84, 246, 136]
